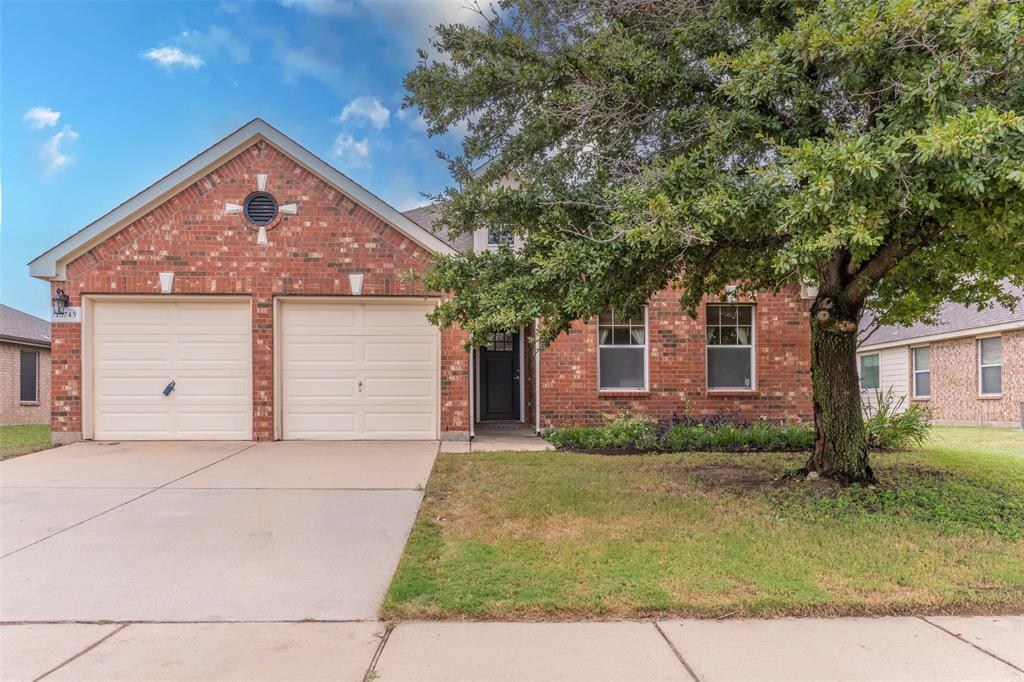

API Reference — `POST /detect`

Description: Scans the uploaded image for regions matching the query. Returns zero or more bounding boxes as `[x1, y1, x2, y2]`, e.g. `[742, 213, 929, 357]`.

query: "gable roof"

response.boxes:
[29, 118, 454, 280]
[0, 305, 51, 348]
[403, 203, 475, 253]
[860, 283, 1024, 349]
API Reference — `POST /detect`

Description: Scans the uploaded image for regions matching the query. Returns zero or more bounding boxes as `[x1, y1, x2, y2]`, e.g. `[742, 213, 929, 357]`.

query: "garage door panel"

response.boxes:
[285, 341, 357, 367]
[176, 411, 251, 438]
[177, 340, 250, 366]
[281, 300, 438, 440]
[94, 339, 174, 366]
[363, 412, 435, 436]
[362, 305, 431, 327]
[363, 376, 434, 399]
[91, 300, 252, 440]
[363, 340, 435, 366]
[285, 412, 358, 437]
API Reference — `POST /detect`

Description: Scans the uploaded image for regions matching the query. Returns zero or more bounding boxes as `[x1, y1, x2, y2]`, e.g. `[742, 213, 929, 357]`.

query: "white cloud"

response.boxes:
[23, 107, 61, 129]
[334, 96, 390, 130]
[40, 125, 79, 175]
[179, 26, 250, 64]
[278, 0, 354, 16]
[331, 133, 370, 167]
[143, 46, 205, 69]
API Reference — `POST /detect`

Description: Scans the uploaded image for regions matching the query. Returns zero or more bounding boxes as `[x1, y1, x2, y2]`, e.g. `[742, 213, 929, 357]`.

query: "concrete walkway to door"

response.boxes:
[0, 439, 437, 624]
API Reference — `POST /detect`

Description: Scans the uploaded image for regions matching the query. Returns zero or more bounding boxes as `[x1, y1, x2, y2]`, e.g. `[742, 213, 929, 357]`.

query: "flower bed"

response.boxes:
[545, 413, 814, 453]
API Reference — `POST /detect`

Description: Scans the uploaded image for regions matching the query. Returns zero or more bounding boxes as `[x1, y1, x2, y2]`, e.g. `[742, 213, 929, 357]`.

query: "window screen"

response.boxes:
[20, 351, 38, 402]
[912, 347, 930, 398]
[859, 354, 880, 390]
[979, 337, 1002, 395]
[706, 304, 754, 389]
[598, 309, 646, 389]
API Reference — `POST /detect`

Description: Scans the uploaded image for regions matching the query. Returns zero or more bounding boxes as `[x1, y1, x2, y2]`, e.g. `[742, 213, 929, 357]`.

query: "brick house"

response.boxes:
[28, 119, 812, 445]
[857, 285, 1023, 426]
[0, 305, 51, 425]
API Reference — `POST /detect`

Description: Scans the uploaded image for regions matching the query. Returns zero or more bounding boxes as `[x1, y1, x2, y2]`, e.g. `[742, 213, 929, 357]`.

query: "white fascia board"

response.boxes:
[858, 320, 1024, 352]
[29, 119, 453, 281]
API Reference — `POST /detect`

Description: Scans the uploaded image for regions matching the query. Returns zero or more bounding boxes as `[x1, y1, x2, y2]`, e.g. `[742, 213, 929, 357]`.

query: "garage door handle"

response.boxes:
[162, 380, 176, 396]
[358, 380, 364, 393]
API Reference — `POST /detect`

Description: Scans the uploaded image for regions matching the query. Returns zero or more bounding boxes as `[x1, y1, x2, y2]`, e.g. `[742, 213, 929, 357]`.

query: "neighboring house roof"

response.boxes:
[403, 203, 475, 253]
[0, 305, 51, 348]
[29, 118, 455, 281]
[860, 283, 1024, 349]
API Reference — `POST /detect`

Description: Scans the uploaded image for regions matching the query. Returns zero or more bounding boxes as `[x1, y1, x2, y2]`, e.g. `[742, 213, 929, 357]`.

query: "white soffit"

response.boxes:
[29, 118, 454, 280]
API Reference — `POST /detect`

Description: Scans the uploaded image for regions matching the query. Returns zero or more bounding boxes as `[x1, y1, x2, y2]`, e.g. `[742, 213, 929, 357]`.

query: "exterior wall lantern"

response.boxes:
[51, 288, 70, 316]
[349, 273, 365, 296]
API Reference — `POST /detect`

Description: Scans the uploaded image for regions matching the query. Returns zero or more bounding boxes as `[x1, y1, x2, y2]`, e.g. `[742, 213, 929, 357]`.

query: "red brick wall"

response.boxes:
[537, 287, 813, 428]
[0, 342, 51, 425]
[50, 140, 468, 440]
[909, 329, 1023, 425]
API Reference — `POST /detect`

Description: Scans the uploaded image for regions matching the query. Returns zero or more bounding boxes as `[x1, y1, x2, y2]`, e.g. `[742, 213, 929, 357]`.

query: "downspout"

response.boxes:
[468, 346, 475, 440]
[534, 319, 541, 434]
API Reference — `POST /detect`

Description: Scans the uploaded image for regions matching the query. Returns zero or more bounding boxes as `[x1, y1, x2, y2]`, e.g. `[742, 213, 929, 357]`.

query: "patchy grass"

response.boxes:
[382, 426, 1024, 620]
[0, 424, 52, 461]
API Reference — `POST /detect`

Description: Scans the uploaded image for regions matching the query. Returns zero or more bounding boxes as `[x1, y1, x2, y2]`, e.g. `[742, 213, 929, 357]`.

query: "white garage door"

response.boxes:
[280, 300, 439, 440]
[91, 299, 252, 440]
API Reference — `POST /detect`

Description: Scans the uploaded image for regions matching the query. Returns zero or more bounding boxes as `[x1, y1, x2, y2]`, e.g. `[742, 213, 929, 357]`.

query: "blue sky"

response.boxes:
[2, 0, 473, 319]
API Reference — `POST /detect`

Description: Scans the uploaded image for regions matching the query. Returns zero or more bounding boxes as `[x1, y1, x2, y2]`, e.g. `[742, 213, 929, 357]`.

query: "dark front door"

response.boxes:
[480, 331, 520, 421]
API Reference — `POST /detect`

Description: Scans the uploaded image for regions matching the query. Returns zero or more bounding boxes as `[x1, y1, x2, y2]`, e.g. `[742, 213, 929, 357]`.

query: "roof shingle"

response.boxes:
[0, 305, 51, 347]
[403, 204, 475, 253]
[860, 283, 1024, 348]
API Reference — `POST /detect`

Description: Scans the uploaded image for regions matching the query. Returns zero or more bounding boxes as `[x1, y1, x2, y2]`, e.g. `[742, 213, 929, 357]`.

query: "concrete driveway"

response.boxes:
[0, 439, 437, 622]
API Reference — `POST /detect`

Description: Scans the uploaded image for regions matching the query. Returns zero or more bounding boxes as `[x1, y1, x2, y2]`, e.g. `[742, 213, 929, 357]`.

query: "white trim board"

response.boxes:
[29, 119, 454, 281]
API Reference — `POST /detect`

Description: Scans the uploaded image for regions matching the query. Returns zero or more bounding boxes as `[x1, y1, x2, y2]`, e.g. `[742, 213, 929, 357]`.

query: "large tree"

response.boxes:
[406, 0, 1024, 482]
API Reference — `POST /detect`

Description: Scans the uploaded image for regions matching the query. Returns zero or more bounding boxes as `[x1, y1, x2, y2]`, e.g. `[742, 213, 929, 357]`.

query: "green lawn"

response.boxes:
[382, 426, 1024, 620]
[0, 424, 52, 461]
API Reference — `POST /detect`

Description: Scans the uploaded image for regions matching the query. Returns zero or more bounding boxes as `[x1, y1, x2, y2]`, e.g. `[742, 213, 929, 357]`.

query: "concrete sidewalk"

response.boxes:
[4, 616, 1021, 681]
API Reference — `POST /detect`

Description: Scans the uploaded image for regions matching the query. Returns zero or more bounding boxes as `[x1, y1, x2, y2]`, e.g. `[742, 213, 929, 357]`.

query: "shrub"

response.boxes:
[546, 414, 814, 453]
[862, 389, 933, 450]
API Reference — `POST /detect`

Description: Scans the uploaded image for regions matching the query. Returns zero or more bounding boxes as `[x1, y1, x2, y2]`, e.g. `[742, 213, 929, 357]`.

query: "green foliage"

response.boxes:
[407, 0, 1024, 476]
[408, 0, 1024, 346]
[546, 416, 814, 452]
[862, 389, 934, 450]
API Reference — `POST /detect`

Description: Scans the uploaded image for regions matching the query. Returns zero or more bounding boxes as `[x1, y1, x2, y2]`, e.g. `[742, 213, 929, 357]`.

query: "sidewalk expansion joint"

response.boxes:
[32, 623, 127, 682]
[363, 622, 394, 681]
[918, 616, 1024, 674]
[653, 621, 702, 682]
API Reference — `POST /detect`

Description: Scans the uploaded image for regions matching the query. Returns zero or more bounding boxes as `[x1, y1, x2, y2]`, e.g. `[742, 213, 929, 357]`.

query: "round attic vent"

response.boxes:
[243, 192, 279, 226]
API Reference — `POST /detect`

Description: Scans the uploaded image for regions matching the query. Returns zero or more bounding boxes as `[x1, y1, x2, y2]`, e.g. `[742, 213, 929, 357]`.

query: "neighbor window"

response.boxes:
[598, 309, 646, 390]
[19, 350, 38, 403]
[979, 336, 1002, 395]
[859, 354, 880, 391]
[486, 228, 513, 247]
[706, 304, 754, 390]
[912, 347, 931, 398]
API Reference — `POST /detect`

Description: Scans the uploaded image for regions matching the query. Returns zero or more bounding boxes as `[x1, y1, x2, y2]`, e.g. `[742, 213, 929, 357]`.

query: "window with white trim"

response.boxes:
[912, 346, 931, 398]
[486, 228, 513, 247]
[979, 336, 1002, 395]
[598, 309, 646, 390]
[706, 304, 754, 390]
[859, 353, 880, 391]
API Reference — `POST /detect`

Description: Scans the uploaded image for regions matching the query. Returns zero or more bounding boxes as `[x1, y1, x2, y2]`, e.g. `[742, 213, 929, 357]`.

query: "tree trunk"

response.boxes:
[806, 293, 875, 484]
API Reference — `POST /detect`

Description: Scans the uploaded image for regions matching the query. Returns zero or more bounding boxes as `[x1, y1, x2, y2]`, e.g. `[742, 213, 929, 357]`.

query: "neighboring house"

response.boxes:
[0, 305, 51, 425]
[857, 286, 1024, 426]
[28, 119, 812, 445]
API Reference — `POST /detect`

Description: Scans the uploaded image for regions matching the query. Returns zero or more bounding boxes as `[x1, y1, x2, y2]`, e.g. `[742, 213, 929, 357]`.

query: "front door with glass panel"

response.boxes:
[479, 331, 520, 420]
